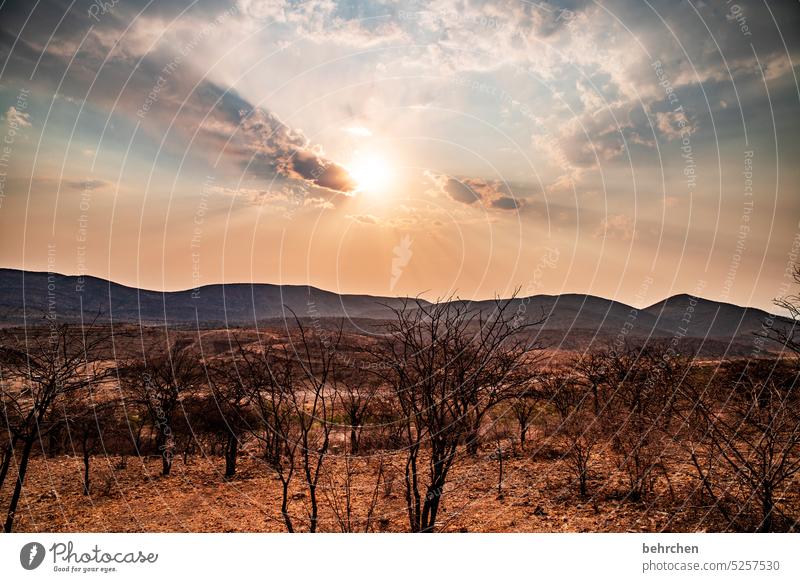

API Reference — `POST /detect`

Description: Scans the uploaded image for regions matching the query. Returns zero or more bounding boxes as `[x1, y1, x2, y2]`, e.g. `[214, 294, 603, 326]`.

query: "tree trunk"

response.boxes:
[83, 449, 91, 495]
[224, 433, 238, 477]
[421, 453, 451, 532]
[158, 432, 173, 476]
[0, 437, 17, 493]
[404, 447, 421, 532]
[4, 437, 34, 533]
[421, 482, 443, 533]
[162, 452, 172, 476]
[82, 434, 91, 496]
[759, 483, 773, 533]
[497, 448, 503, 497]
[309, 483, 319, 533]
[350, 425, 359, 455]
[465, 426, 480, 456]
[280, 478, 294, 533]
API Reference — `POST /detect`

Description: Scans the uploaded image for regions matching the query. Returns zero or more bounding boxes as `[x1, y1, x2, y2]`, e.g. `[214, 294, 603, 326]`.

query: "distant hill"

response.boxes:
[0, 268, 420, 325]
[643, 294, 784, 341]
[0, 269, 794, 355]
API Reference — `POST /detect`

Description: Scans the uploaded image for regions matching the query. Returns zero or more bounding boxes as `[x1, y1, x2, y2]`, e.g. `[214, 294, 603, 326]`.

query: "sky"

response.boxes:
[0, 0, 798, 310]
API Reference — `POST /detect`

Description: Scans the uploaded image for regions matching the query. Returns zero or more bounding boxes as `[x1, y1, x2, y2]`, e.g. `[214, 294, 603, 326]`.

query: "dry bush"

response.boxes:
[599, 344, 690, 502]
[0, 322, 113, 532]
[122, 343, 203, 477]
[540, 370, 601, 498]
[322, 454, 384, 532]
[370, 294, 543, 532]
[683, 359, 800, 532]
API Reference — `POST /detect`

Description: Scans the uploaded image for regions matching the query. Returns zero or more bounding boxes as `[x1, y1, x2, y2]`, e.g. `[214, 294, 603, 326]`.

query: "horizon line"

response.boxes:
[0, 266, 786, 316]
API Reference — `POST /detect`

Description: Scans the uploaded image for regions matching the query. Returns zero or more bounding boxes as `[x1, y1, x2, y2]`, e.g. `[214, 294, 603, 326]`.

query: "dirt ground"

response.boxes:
[2, 437, 767, 533]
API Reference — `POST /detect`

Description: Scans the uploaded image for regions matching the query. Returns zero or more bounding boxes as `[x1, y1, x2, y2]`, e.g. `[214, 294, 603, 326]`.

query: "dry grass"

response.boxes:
[4, 433, 779, 533]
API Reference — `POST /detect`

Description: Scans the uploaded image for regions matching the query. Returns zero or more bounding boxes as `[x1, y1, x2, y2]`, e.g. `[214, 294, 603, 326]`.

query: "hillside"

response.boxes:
[0, 268, 793, 355]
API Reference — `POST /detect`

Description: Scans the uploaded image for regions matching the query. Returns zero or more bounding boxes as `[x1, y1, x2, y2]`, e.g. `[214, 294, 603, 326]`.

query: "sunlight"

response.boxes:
[348, 152, 395, 195]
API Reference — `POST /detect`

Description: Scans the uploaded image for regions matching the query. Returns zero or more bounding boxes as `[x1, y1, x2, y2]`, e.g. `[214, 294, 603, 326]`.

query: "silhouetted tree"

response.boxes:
[335, 368, 378, 455]
[243, 344, 298, 532]
[541, 370, 601, 497]
[57, 396, 116, 495]
[373, 294, 542, 532]
[288, 314, 342, 533]
[762, 265, 800, 355]
[511, 389, 538, 449]
[204, 346, 259, 478]
[602, 343, 690, 501]
[124, 343, 202, 476]
[683, 359, 800, 532]
[0, 323, 112, 532]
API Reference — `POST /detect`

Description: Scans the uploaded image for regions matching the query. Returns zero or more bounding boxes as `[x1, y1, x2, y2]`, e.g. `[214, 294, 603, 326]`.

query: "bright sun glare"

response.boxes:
[349, 153, 394, 194]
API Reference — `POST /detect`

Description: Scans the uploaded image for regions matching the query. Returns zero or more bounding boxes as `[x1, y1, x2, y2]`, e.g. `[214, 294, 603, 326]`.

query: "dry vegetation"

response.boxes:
[2, 278, 800, 534]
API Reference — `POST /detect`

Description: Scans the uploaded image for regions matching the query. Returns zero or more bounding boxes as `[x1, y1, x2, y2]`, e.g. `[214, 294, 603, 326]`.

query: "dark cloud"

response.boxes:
[64, 179, 108, 191]
[429, 173, 524, 211]
[238, 108, 356, 193]
[285, 150, 356, 192]
[444, 178, 482, 205]
[491, 196, 522, 210]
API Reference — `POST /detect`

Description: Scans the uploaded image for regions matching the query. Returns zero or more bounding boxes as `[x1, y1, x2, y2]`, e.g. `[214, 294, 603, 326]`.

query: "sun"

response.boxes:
[349, 152, 394, 194]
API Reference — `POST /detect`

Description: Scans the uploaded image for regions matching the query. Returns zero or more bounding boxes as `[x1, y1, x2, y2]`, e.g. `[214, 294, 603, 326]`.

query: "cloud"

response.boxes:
[207, 184, 335, 213]
[2, 0, 798, 204]
[444, 178, 482, 205]
[595, 213, 636, 241]
[223, 102, 358, 194]
[655, 110, 695, 141]
[0, 2, 357, 194]
[492, 196, 522, 210]
[348, 213, 380, 224]
[3, 106, 31, 128]
[64, 179, 108, 191]
[282, 149, 357, 193]
[426, 172, 525, 211]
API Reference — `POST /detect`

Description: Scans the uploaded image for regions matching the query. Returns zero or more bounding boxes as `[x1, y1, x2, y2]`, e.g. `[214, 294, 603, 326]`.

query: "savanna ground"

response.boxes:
[3, 434, 787, 533]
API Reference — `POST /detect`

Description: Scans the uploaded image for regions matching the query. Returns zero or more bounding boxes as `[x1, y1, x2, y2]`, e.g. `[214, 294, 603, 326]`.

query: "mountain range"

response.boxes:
[0, 268, 794, 355]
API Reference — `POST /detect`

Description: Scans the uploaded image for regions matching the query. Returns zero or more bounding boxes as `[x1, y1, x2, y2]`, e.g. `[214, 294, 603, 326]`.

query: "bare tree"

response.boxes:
[373, 294, 542, 532]
[541, 370, 601, 498]
[289, 314, 342, 533]
[57, 395, 116, 495]
[0, 387, 20, 494]
[602, 343, 689, 501]
[230, 338, 298, 532]
[0, 323, 112, 532]
[762, 265, 800, 355]
[204, 347, 259, 478]
[335, 368, 379, 455]
[322, 453, 384, 532]
[573, 351, 609, 415]
[234, 318, 341, 533]
[684, 359, 800, 532]
[511, 389, 538, 449]
[123, 343, 202, 476]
